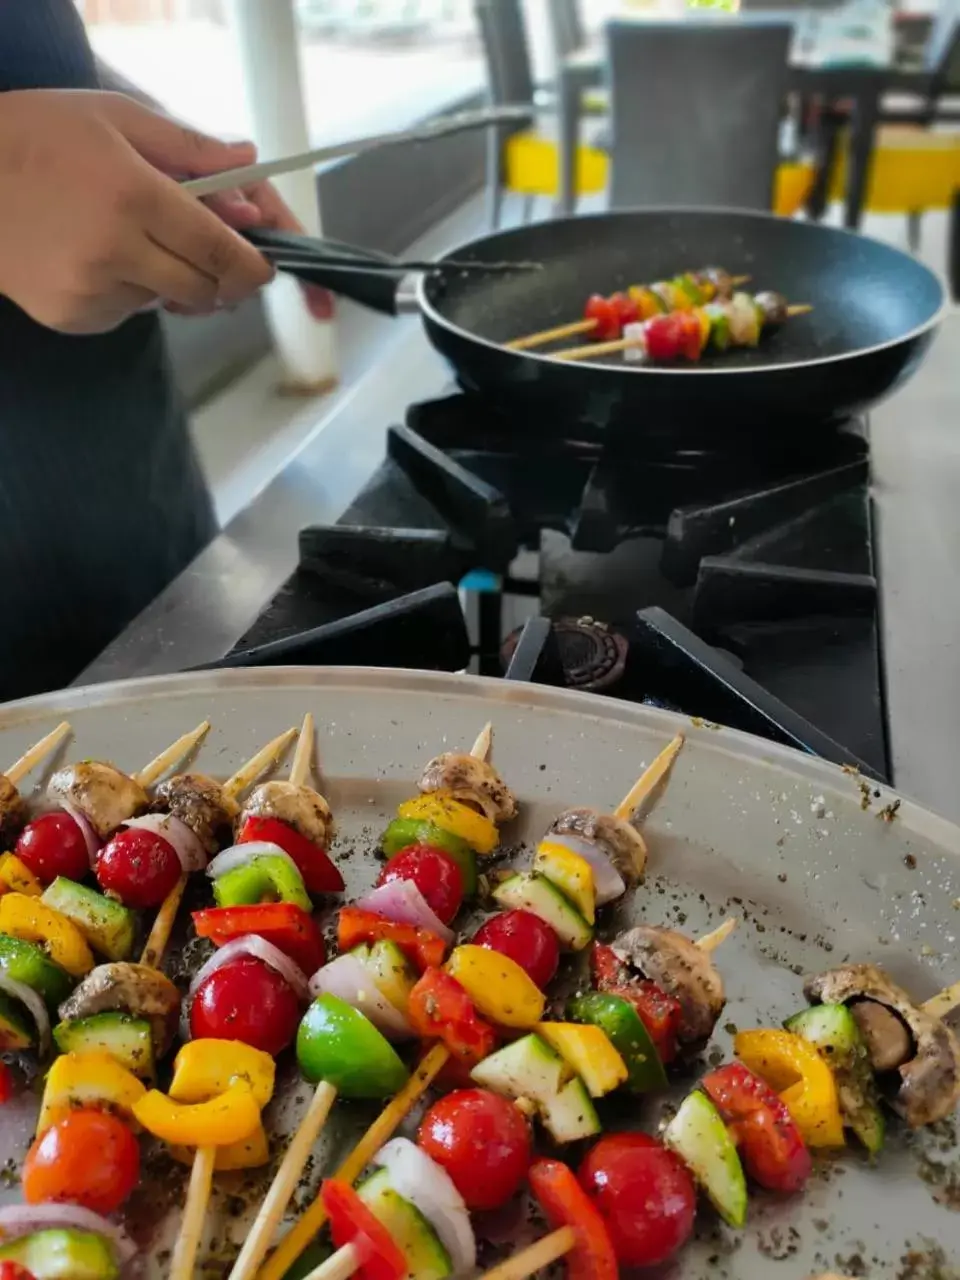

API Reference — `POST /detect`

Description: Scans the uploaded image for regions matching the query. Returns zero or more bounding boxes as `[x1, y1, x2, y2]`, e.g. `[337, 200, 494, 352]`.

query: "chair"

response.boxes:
[545, 0, 585, 64]
[604, 20, 794, 210]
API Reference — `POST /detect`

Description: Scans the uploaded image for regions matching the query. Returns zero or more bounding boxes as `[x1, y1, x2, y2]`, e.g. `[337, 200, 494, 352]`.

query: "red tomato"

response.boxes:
[190, 956, 300, 1056]
[608, 291, 639, 327]
[584, 293, 620, 341]
[701, 1063, 811, 1193]
[237, 815, 344, 895]
[644, 312, 687, 361]
[579, 1133, 695, 1267]
[15, 812, 90, 885]
[0, 1062, 13, 1104]
[23, 1109, 140, 1215]
[418, 1088, 531, 1212]
[0, 1264, 36, 1280]
[95, 827, 181, 909]
[472, 910, 559, 990]
[590, 941, 629, 988]
[530, 1159, 618, 1280]
[377, 845, 463, 926]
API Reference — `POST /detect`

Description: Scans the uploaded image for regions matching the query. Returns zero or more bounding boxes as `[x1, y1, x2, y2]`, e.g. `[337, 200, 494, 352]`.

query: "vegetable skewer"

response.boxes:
[556, 295, 812, 364]
[0, 721, 72, 880]
[507, 269, 748, 350]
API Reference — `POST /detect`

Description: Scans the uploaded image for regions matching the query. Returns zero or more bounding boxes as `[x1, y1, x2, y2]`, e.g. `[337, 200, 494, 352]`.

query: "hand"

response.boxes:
[0, 90, 275, 334]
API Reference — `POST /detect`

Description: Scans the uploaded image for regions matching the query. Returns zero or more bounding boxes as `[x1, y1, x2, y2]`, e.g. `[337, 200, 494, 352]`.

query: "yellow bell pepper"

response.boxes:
[38, 1050, 146, 1136]
[397, 793, 498, 855]
[734, 1028, 844, 1148]
[0, 893, 94, 977]
[533, 842, 595, 924]
[168, 1038, 275, 1109]
[169, 1121, 270, 1171]
[446, 944, 545, 1029]
[133, 1080, 261, 1147]
[0, 853, 43, 898]
[538, 1023, 627, 1097]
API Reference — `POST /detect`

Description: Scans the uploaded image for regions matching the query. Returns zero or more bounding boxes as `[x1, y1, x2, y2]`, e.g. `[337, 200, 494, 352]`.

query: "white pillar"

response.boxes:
[227, 0, 338, 391]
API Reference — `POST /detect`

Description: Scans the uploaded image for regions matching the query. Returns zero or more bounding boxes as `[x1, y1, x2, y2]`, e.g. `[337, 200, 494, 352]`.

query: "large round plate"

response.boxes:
[1, 668, 958, 1278]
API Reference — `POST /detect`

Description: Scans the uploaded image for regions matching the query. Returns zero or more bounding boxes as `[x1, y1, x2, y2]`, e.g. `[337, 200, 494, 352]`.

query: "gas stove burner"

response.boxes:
[501, 617, 628, 692]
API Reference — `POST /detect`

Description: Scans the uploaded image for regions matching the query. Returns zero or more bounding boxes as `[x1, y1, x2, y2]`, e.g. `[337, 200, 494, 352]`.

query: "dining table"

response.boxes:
[556, 5, 936, 228]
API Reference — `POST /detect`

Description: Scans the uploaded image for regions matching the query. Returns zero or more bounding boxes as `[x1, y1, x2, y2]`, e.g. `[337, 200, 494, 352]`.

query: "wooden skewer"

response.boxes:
[471, 720, 493, 762]
[4, 721, 72, 786]
[134, 720, 211, 788]
[614, 733, 684, 820]
[139, 874, 189, 969]
[696, 916, 738, 953]
[506, 276, 752, 351]
[301, 1243, 363, 1280]
[922, 978, 960, 1020]
[168, 1144, 216, 1280]
[555, 304, 814, 363]
[289, 713, 315, 789]
[478, 1226, 577, 1280]
[222, 727, 298, 802]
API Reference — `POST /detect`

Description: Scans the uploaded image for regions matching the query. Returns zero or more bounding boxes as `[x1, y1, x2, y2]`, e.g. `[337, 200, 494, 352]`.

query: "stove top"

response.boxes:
[215, 390, 887, 780]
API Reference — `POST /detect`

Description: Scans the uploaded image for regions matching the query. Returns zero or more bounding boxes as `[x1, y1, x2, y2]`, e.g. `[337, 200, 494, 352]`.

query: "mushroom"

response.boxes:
[48, 761, 148, 839]
[804, 963, 960, 1128]
[238, 780, 334, 849]
[0, 774, 26, 847]
[59, 962, 181, 1056]
[611, 923, 725, 1044]
[849, 999, 913, 1073]
[153, 772, 237, 855]
[418, 753, 518, 824]
[549, 808, 648, 885]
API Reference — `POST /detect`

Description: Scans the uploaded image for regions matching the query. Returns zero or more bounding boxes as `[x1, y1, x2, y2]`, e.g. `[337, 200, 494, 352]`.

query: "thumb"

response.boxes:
[105, 96, 257, 177]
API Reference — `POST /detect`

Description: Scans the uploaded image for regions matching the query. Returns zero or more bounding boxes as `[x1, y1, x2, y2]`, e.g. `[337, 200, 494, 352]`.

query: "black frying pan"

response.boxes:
[247, 208, 944, 446]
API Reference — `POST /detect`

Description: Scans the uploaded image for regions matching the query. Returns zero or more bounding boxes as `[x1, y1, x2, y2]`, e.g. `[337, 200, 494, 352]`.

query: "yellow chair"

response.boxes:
[827, 126, 960, 216]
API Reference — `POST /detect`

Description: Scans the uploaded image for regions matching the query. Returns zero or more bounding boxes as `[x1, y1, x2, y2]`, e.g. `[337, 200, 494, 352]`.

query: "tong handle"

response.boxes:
[243, 228, 404, 316]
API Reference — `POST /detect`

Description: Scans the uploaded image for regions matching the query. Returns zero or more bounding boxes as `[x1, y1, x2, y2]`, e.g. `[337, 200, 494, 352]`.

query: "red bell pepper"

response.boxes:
[0, 1062, 13, 1106]
[592, 943, 682, 1064]
[702, 1062, 812, 1194]
[529, 1159, 618, 1280]
[192, 903, 325, 975]
[237, 815, 344, 895]
[408, 968, 497, 1067]
[321, 1179, 406, 1280]
[337, 907, 447, 973]
[0, 1264, 37, 1280]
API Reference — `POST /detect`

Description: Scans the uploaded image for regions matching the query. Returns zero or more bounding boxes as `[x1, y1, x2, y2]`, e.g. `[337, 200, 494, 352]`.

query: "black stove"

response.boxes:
[212, 389, 888, 781]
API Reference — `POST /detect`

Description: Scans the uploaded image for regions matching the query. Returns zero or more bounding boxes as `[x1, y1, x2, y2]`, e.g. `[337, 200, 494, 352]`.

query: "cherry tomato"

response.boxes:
[14, 812, 89, 885]
[377, 844, 463, 926]
[0, 1062, 13, 1104]
[472, 909, 559, 990]
[190, 956, 300, 1056]
[418, 1089, 531, 1211]
[95, 827, 181, 909]
[578, 1132, 696, 1268]
[608, 291, 639, 326]
[584, 293, 620, 341]
[0, 1264, 36, 1280]
[23, 1108, 140, 1215]
[643, 312, 687, 362]
[238, 815, 344, 895]
[701, 1063, 812, 1193]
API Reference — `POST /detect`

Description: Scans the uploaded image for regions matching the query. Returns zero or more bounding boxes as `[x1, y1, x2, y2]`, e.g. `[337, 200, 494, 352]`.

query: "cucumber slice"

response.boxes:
[470, 1033, 600, 1143]
[0, 933, 73, 1009]
[492, 872, 592, 951]
[41, 879, 136, 962]
[358, 1169, 453, 1279]
[664, 1091, 747, 1228]
[54, 1012, 155, 1079]
[568, 992, 667, 1093]
[785, 1004, 885, 1154]
[0, 989, 34, 1050]
[0, 1230, 119, 1280]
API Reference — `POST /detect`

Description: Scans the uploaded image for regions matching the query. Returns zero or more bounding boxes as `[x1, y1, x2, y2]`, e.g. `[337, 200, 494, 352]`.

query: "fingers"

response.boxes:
[103, 93, 257, 178]
[242, 181, 304, 233]
[133, 236, 220, 312]
[202, 189, 263, 230]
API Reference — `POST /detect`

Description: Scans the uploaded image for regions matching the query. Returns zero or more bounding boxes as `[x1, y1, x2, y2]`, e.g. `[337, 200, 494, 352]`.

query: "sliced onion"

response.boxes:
[0, 1204, 137, 1265]
[356, 881, 454, 945]
[546, 833, 626, 905]
[729, 292, 759, 347]
[375, 1138, 476, 1273]
[123, 813, 206, 873]
[58, 800, 101, 867]
[206, 842, 298, 880]
[0, 970, 51, 1056]
[622, 320, 647, 364]
[188, 934, 309, 1003]
[309, 954, 413, 1041]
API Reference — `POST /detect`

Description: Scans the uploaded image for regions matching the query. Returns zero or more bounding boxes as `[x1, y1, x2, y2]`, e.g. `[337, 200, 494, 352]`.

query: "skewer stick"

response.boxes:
[135, 721, 211, 788]
[302, 1245, 362, 1280]
[222, 727, 298, 802]
[477, 1226, 577, 1280]
[555, 304, 814, 363]
[168, 1143, 216, 1280]
[4, 722, 72, 785]
[696, 917, 738, 952]
[922, 978, 960, 1020]
[289, 713, 315, 789]
[506, 276, 752, 351]
[614, 733, 684, 819]
[258, 1043, 450, 1280]
[471, 721, 493, 762]
[139, 874, 188, 968]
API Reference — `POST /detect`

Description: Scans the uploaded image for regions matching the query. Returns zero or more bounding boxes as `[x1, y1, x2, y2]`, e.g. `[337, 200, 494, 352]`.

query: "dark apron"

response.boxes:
[0, 0, 216, 701]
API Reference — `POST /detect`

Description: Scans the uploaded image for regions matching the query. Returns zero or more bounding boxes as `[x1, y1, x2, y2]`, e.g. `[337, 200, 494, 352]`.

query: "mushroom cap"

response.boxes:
[59, 962, 181, 1056]
[612, 923, 725, 1044]
[153, 772, 236, 854]
[418, 753, 518, 823]
[240, 780, 334, 848]
[48, 761, 148, 839]
[549, 807, 648, 884]
[0, 774, 26, 843]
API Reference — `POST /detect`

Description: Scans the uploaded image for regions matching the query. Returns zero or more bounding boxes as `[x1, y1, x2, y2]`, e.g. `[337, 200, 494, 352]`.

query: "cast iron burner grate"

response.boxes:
[501, 618, 628, 692]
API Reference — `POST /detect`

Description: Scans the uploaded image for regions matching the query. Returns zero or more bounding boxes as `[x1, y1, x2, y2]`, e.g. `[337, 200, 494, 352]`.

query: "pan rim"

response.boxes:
[417, 205, 948, 376]
[4, 664, 960, 858]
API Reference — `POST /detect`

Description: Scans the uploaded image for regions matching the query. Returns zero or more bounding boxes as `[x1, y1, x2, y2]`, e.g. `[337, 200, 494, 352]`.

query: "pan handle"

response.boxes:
[243, 227, 405, 317]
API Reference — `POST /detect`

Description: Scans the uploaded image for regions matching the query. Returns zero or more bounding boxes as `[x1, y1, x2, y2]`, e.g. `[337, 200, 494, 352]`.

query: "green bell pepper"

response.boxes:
[380, 819, 477, 896]
[568, 992, 667, 1093]
[213, 854, 311, 912]
[296, 994, 409, 1098]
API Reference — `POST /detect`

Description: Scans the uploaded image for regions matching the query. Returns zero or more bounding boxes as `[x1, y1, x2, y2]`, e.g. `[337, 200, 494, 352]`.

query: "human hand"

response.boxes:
[0, 90, 275, 334]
